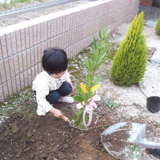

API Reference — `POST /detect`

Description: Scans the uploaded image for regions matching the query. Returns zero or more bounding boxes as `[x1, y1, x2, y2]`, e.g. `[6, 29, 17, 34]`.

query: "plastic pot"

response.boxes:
[147, 96, 160, 113]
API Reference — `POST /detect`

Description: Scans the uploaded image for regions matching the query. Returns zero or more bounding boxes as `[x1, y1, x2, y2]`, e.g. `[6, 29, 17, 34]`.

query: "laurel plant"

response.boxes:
[72, 27, 111, 129]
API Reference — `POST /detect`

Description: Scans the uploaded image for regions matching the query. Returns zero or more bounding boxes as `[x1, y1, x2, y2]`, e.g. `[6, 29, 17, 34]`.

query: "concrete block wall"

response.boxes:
[0, 0, 139, 102]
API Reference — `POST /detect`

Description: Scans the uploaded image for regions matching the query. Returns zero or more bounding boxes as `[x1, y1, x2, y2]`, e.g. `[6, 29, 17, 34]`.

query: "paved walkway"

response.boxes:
[139, 6, 160, 22]
[139, 5, 160, 64]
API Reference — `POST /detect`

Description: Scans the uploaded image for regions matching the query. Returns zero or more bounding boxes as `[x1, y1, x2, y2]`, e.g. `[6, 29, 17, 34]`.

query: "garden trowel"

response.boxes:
[101, 122, 160, 160]
[60, 115, 87, 131]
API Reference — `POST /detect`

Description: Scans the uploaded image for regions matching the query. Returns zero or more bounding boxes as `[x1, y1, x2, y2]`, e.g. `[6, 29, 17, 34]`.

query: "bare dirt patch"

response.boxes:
[0, 103, 117, 160]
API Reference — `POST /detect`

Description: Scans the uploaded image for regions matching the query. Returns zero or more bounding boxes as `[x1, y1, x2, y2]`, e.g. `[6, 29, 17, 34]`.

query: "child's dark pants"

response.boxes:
[35, 82, 72, 104]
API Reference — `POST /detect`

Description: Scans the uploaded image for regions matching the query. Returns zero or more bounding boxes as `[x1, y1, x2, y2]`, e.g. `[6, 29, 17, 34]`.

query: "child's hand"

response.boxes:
[50, 108, 63, 118]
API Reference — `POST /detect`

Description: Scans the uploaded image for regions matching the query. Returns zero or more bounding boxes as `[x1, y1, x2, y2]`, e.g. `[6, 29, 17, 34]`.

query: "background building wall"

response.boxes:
[0, 0, 140, 102]
[140, 0, 153, 6]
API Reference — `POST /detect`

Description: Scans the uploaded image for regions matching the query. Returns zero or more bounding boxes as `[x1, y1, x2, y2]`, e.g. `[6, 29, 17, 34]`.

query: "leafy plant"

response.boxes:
[111, 12, 148, 86]
[131, 146, 140, 159]
[72, 27, 111, 129]
[105, 98, 119, 108]
[155, 17, 160, 35]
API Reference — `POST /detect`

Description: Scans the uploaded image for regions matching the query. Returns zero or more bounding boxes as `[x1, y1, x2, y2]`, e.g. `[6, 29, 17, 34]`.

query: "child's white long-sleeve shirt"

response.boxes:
[32, 70, 71, 112]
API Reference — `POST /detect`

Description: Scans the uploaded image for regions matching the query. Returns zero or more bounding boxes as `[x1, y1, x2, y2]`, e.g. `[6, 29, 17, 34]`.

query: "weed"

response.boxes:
[105, 98, 119, 109]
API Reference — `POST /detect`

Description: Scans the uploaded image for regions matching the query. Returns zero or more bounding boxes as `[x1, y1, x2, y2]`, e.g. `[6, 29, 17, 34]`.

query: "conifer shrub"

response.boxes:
[155, 17, 160, 35]
[111, 12, 148, 86]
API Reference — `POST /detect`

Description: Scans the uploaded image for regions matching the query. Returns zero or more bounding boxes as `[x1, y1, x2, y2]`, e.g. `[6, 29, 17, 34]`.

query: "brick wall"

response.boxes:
[140, 0, 153, 6]
[0, 0, 140, 102]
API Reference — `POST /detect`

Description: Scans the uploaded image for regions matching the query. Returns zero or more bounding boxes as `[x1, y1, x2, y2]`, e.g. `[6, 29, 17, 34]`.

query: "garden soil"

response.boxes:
[0, 103, 118, 160]
[1, 21, 160, 160]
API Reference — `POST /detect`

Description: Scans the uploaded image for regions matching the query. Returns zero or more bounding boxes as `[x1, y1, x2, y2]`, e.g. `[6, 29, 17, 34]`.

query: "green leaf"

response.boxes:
[108, 103, 112, 108]
[87, 73, 92, 86]
[85, 90, 93, 101]
[93, 37, 97, 50]
[102, 27, 107, 37]
[72, 118, 78, 121]
[3, 109, 9, 113]
[16, 109, 21, 112]
[92, 75, 101, 86]
[101, 42, 111, 55]
[104, 35, 111, 42]
[73, 96, 84, 102]
[93, 49, 99, 62]
[85, 112, 89, 123]
[87, 73, 93, 82]
[110, 101, 114, 104]
[74, 120, 79, 125]
[90, 62, 95, 71]
[99, 30, 102, 39]
[85, 57, 90, 70]
[105, 99, 109, 105]
[97, 52, 106, 64]
[79, 122, 84, 129]
[96, 56, 108, 70]
[113, 104, 118, 108]
[76, 112, 80, 116]
[100, 41, 105, 49]
[26, 105, 33, 108]
[76, 85, 83, 95]
[106, 29, 111, 36]
[75, 85, 85, 99]
[80, 108, 84, 114]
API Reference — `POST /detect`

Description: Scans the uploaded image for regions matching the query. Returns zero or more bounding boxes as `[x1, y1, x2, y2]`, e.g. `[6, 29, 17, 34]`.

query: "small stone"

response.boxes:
[40, 153, 48, 159]
[57, 152, 65, 160]
[38, 135, 43, 141]
[71, 128, 75, 132]
[78, 133, 84, 138]
[11, 122, 20, 133]
[24, 147, 30, 152]
[52, 147, 59, 153]
[63, 144, 69, 150]
[9, 155, 14, 158]
[27, 130, 33, 138]
[3, 102, 8, 105]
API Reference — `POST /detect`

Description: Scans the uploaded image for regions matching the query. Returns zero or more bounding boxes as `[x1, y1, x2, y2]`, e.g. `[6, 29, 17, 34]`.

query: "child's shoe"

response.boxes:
[36, 105, 46, 116]
[58, 96, 74, 104]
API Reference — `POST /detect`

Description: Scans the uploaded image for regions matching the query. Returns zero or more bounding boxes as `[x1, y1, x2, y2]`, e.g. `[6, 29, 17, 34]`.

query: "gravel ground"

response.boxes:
[0, 0, 92, 28]
[0, 18, 160, 159]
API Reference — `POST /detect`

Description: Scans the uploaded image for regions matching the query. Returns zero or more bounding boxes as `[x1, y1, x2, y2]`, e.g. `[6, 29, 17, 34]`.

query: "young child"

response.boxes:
[32, 47, 74, 118]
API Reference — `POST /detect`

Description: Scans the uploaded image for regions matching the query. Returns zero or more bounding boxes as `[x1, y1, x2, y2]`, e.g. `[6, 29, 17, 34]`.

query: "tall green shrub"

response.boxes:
[111, 12, 148, 86]
[155, 17, 160, 35]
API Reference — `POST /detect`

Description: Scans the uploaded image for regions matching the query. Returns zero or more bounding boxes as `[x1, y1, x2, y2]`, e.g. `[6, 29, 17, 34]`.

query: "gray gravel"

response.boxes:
[0, 0, 91, 28]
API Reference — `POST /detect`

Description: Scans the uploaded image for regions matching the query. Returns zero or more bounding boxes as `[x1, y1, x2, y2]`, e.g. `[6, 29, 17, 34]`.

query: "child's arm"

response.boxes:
[66, 70, 74, 94]
[36, 82, 63, 117]
[49, 107, 63, 118]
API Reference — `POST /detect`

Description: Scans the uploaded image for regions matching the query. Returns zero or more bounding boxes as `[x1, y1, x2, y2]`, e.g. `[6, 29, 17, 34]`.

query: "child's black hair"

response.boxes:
[42, 47, 68, 75]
